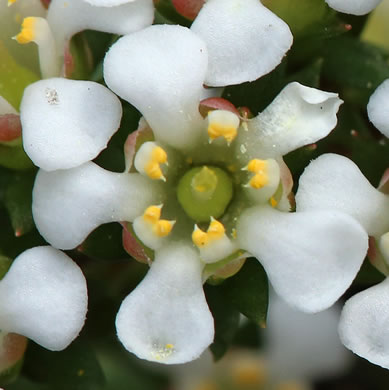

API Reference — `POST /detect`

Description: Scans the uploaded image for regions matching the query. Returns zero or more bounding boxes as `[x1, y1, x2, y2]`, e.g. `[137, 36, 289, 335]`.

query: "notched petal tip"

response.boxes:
[339, 278, 389, 369]
[116, 244, 214, 364]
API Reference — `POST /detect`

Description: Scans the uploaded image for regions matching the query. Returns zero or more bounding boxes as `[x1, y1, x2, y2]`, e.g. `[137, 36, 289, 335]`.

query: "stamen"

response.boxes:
[14, 17, 59, 78]
[192, 219, 225, 248]
[135, 142, 168, 181]
[8, 0, 17, 6]
[14, 17, 36, 44]
[244, 159, 269, 189]
[153, 220, 175, 237]
[134, 205, 175, 250]
[207, 109, 240, 144]
[143, 205, 162, 223]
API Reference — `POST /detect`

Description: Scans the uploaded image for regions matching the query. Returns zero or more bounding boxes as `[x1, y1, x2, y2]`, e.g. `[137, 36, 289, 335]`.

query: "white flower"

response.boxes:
[367, 78, 389, 138]
[325, 0, 383, 15]
[296, 153, 389, 369]
[169, 295, 350, 390]
[21, 7, 367, 364]
[8, 0, 154, 78]
[0, 246, 88, 352]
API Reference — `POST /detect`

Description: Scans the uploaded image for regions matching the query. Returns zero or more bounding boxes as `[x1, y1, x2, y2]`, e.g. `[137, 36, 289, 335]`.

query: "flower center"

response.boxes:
[177, 165, 233, 222]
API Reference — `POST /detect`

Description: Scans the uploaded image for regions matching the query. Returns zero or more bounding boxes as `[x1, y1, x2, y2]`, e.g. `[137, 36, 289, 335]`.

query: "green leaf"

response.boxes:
[23, 337, 105, 390]
[223, 60, 287, 115]
[79, 222, 128, 260]
[0, 255, 12, 279]
[221, 259, 268, 327]
[0, 144, 34, 171]
[322, 37, 389, 105]
[4, 171, 35, 236]
[205, 284, 240, 361]
[262, 0, 333, 38]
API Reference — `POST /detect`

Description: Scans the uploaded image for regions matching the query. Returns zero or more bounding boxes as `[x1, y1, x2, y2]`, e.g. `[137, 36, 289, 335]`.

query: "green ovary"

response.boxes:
[177, 165, 233, 223]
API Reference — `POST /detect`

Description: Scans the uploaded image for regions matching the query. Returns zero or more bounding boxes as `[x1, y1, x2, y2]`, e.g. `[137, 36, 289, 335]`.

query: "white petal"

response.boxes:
[240, 82, 342, 159]
[296, 153, 389, 236]
[32, 162, 162, 250]
[0, 246, 87, 351]
[237, 206, 367, 313]
[190, 0, 292, 87]
[83, 0, 137, 6]
[116, 243, 214, 364]
[47, 0, 154, 50]
[20, 78, 122, 171]
[0, 96, 17, 115]
[104, 25, 207, 149]
[266, 294, 350, 381]
[339, 277, 389, 369]
[367, 79, 389, 138]
[325, 0, 382, 15]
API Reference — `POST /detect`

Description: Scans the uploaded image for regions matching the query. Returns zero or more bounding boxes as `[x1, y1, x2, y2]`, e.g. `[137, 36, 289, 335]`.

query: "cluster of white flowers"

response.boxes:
[1, 0, 388, 374]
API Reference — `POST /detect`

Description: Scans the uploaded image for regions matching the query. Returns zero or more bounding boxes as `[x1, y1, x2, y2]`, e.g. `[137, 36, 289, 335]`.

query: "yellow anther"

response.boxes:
[207, 219, 225, 239]
[151, 146, 167, 164]
[208, 122, 237, 143]
[14, 17, 36, 44]
[270, 197, 278, 207]
[192, 219, 226, 248]
[192, 227, 209, 247]
[144, 146, 168, 181]
[245, 159, 269, 189]
[142, 205, 174, 238]
[143, 205, 162, 223]
[249, 172, 269, 189]
[246, 158, 267, 173]
[153, 220, 175, 237]
[145, 162, 165, 181]
[8, 0, 17, 6]
[165, 343, 174, 349]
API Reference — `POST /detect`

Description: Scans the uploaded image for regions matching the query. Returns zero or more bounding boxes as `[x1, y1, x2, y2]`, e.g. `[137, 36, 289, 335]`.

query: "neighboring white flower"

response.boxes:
[296, 153, 389, 369]
[367, 78, 389, 138]
[169, 296, 350, 390]
[8, 0, 154, 78]
[0, 246, 88, 351]
[21, 15, 367, 363]
[325, 0, 383, 15]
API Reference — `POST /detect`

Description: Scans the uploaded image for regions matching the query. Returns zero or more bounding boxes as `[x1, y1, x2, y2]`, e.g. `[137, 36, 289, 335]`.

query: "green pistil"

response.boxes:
[177, 165, 233, 222]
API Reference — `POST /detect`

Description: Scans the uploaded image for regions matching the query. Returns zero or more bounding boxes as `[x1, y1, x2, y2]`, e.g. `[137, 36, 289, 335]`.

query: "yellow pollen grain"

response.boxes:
[208, 122, 237, 143]
[231, 228, 237, 239]
[270, 197, 278, 207]
[143, 205, 161, 223]
[192, 228, 209, 247]
[15, 17, 36, 44]
[154, 220, 174, 237]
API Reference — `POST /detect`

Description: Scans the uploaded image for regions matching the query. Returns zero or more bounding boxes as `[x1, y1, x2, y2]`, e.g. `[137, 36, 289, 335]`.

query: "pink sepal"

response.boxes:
[121, 222, 153, 265]
[199, 97, 240, 118]
[171, 0, 205, 20]
[0, 114, 22, 143]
